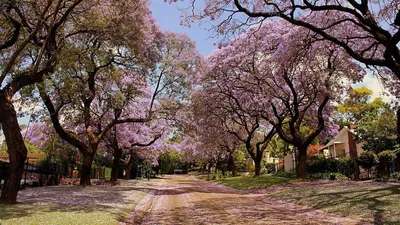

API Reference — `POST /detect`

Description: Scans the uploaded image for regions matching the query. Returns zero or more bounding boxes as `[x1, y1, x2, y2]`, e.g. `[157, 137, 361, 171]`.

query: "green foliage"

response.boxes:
[357, 152, 378, 171]
[0, 141, 44, 155]
[233, 146, 247, 172]
[104, 167, 112, 179]
[268, 136, 290, 158]
[307, 172, 349, 180]
[158, 150, 186, 174]
[358, 107, 397, 153]
[272, 171, 297, 179]
[306, 157, 355, 177]
[334, 87, 397, 153]
[265, 163, 276, 174]
[94, 149, 113, 167]
[334, 87, 386, 128]
[378, 150, 397, 163]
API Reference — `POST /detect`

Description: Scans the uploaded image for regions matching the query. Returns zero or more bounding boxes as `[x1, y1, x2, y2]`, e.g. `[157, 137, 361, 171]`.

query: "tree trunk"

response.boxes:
[296, 146, 308, 179]
[228, 153, 236, 176]
[207, 162, 213, 174]
[397, 107, 400, 144]
[201, 163, 207, 174]
[0, 96, 27, 204]
[80, 151, 95, 186]
[124, 153, 134, 180]
[221, 162, 226, 176]
[110, 148, 122, 185]
[254, 156, 262, 176]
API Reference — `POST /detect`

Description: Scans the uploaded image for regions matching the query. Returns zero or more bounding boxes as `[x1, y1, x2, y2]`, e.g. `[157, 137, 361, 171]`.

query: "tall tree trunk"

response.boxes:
[254, 156, 262, 176]
[201, 163, 207, 174]
[80, 151, 95, 186]
[110, 148, 122, 185]
[207, 162, 213, 176]
[0, 96, 27, 204]
[397, 108, 400, 144]
[124, 153, 134, 180]
[228, 153, 236, 176]
[221, 161, 226, 176]
[296, 146, 308, 179]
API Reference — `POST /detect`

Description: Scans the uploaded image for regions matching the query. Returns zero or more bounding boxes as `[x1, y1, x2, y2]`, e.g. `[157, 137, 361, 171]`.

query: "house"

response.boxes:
[320, 125, 364, 159]
[244, 151, 280, 172]
[283, 144, 324, 172]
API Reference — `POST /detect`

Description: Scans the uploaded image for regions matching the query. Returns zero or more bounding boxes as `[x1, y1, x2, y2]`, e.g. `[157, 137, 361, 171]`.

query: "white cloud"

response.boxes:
[352, 73, 394, 103]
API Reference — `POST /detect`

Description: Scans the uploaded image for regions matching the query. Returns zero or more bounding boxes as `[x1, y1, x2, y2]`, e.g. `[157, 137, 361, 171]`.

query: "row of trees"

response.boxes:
[168, 0, 400, 181]
[180, 20, 363, 178]
[2, 0, 400, 204]
[0, 0, 202, 203]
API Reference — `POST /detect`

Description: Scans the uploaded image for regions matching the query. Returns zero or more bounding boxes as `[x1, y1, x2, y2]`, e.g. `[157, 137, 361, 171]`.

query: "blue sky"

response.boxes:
[151, 0, 392, 102]
[151, 0, 218, 56]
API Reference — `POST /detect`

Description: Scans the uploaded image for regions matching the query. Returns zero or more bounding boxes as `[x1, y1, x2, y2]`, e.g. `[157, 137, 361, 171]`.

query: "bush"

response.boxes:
[390, 172, 400, 181]
[358, 152, 378, 173]
[307, 157, 355, 177]
[307, 158, 339, 173]
[308, 172, 349, 180]
[265, 163, 276, 174]
[273, 171, 297, 179]
[337, 158, 357, 177]
[378, 150, 397, 162]
[378, 150, 397, 176]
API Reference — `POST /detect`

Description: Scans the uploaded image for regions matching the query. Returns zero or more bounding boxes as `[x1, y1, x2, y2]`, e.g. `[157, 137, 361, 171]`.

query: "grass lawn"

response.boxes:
[0, 180, 152, 225]
[269, 181, 400, 224]
[197, 174, 296, 190]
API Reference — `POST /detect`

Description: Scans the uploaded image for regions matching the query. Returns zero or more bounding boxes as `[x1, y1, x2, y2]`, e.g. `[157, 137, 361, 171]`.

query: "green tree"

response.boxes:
[358, 152, 378, 178]
[334, 87, 397, 153]
[358, 107, 398, 153]
[378, 150, 397, 176]
[334, 87, 387, 129]
[158, 150, 185, 174]
[0, 141, 43, 155]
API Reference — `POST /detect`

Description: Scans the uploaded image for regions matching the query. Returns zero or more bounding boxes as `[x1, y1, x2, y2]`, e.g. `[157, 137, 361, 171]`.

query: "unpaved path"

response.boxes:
[125, 175, 367, 225]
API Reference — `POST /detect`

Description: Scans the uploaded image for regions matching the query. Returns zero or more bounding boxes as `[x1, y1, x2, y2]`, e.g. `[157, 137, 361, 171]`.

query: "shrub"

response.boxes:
[308, 172, 349, 180]
[358, 152, 378, 177]
[390, 172, 400, 181]
[307, 158, 339, 173]
[307, 157, 355, 178]
[378, 150, 397, 162]
[378, 150, 397, 176]
[337, 158, 357, 177]
[265, 163, 276, 174]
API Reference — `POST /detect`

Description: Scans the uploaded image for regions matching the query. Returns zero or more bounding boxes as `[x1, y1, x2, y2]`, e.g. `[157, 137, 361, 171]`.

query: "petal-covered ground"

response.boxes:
[3, 176, 398, 224]
[0, 180, 153, 225]
[126, 175, 366, 225]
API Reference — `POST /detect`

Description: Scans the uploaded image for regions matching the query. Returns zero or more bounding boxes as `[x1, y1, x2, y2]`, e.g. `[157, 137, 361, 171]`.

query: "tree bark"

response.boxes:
[124, 153, 134, 180]
[296, 146, 308, 179]
[228, 153, 236, 176]
[110, 148, 122, 185]
[0, 95, 27, 204]
[201, 163, 207, 174]
[80, 151, 95, 186]
[207, 162, 213, 176]
[254, 155, 262, 176]
[397, 107, 400, 144]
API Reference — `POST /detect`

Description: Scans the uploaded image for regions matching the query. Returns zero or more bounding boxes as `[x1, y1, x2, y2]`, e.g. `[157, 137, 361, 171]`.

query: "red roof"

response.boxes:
[307, 144, 324, 155]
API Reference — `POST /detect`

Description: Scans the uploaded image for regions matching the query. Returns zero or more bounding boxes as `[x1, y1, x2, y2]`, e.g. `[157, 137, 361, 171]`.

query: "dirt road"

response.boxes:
[126, 175, 365, 225]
